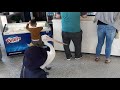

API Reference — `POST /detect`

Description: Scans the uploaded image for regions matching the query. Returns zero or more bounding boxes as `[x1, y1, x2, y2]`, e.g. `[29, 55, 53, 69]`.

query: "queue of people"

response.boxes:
[55, 12, 120, 63]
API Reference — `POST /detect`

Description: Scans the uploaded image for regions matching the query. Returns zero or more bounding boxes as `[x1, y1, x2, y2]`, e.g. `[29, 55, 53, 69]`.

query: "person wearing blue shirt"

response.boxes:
[56, 12, 87, 60]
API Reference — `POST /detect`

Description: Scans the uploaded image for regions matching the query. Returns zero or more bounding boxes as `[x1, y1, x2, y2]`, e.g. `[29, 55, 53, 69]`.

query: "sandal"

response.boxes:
[95, 57, 100, 62]
[105, 59, 111, 64]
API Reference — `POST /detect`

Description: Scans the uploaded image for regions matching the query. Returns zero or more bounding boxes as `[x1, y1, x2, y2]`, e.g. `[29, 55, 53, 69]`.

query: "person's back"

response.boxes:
[94, 12, 119, 63]
[26, 19, 43, 47]
[20, 46, 47, 78]
[61, 12, 80, 32]
[56, 12, 87, 60]
[26, 19, 43, 40]
[27, 27, 43, 40]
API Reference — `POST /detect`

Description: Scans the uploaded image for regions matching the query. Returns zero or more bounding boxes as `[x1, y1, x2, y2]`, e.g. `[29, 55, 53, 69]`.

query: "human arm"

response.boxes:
[38, 27, 43, 32]
[93, 12, 98, 23]
[26, 21, 31, 30]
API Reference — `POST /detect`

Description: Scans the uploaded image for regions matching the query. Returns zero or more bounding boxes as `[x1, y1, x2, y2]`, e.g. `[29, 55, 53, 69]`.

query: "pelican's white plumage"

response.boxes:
[40, 35, 55, 69]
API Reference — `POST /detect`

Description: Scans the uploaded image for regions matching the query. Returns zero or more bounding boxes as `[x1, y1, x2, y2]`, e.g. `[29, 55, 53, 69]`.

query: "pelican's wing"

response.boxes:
[40, 51, 55, 69]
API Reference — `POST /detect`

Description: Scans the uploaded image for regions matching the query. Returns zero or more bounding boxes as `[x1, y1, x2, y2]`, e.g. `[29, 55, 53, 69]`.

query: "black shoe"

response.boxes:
[80, 54, 83, 57]
[45, 67, 52, 70]
[75, 54, 82, 59]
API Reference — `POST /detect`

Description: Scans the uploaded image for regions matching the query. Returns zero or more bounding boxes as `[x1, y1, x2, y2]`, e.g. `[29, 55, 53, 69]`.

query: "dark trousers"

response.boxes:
[62, 31, 82, 59]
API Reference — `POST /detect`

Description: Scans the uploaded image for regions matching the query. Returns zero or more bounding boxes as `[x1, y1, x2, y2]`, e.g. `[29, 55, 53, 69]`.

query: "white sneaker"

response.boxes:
[67, 58, 71, 61]
[75, 56, 82, 60]
[75, 58, 80, 60]
[67, 57, 72, 61]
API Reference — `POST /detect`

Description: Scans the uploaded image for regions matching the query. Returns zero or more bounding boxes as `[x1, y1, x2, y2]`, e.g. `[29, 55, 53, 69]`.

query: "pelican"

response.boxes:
[40, 35, 67, 69]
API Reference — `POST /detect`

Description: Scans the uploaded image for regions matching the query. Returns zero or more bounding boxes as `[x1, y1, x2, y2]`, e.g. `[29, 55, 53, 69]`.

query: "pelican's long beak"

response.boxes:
[46, 36, 67, 45]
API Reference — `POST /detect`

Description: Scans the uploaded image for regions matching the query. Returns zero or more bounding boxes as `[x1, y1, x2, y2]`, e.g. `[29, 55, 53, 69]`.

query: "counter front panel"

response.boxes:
[53, 17, 120, 56]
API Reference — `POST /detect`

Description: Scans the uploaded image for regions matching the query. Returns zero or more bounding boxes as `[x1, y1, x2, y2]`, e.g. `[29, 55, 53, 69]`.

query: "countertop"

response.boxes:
[53, 16, 95, 21]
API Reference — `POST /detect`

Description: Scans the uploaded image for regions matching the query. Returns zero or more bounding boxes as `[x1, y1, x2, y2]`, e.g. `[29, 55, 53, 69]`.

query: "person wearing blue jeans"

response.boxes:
[96, 24, 116, 63]
[94, 12, 120, 63]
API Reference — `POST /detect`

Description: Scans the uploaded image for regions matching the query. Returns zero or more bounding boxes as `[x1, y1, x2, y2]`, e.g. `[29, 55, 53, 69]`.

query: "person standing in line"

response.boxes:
[56, 12, 87, 60]
[94, 12, 120, 63]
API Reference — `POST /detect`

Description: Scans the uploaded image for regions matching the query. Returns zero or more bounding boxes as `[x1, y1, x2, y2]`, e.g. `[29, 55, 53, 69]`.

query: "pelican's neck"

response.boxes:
[44, 42, 55, 53]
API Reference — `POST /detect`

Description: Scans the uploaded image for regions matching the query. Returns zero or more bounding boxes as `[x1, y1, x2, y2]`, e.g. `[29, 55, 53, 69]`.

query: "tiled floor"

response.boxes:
[0, 32, 120, 78]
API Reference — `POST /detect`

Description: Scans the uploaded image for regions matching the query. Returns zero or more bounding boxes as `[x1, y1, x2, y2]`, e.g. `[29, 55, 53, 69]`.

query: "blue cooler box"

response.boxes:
[3, 31, 53, 56]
